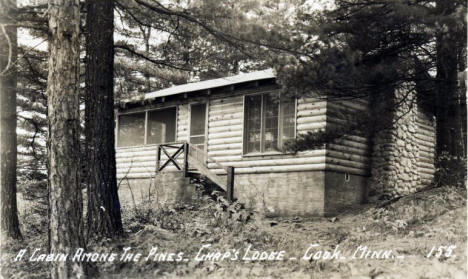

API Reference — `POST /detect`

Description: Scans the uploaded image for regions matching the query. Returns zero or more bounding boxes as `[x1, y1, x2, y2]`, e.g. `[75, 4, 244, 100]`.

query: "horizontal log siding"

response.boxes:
[416, 110, 436, 184]
[325, 99, 371, 175]
[177, 104, 189, 142]
[116, 145, 158, 179]
[296, 99, 327, 131]
[206, 96, 243, 163]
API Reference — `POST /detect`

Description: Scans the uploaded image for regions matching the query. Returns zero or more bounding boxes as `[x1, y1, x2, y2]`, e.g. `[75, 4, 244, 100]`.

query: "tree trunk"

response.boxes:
[85, 0, 123, 238]
[435, 0, 465, 159]
[0, 0, 22, 241]
[47, 0, 87, 277]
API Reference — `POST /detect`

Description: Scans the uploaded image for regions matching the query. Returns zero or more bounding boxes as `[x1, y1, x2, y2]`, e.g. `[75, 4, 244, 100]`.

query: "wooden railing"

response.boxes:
[155, 142, 188, 173]
[155, 142, 234, 201]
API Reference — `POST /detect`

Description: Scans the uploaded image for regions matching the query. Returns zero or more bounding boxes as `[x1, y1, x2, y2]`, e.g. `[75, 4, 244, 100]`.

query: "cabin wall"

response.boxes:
[115, 89, 331, 179]
[116, 145, 158, 180]
[233, 171, 325, 216]
[416, 108, 436, 185]
[115, 101, 190, 180]
[177, 104, 190, 142]
[205, 92, 330, 215]
[117, 172, 196, 208]
[325, 98, 371, 176]
[205, 92, 371, 214]
[320, 98, 370, 213]
[324, 171, 367, 215]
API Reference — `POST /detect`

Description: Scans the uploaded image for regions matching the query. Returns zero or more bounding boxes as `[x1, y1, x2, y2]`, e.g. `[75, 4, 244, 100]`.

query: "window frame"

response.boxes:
[116, 105, 178, 148]
[242, 91, 297, 156]
[146, 106, 178, 145]
[116, 110, 146, 148]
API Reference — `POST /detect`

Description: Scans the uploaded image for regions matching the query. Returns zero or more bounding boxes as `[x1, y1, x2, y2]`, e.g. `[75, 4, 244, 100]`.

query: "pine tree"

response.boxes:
[113, 0, 270, 98]
[271, 0, 467, 167]
[435, 0, 466, 159]
[0, 0, 22, 240]
[46, 0, 87, 276]
[84, 0, 123, 239]
[10, 0, 50, 213]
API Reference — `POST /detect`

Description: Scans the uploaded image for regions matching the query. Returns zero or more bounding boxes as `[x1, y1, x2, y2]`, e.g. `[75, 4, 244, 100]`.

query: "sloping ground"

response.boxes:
[1, 186, 466, 278]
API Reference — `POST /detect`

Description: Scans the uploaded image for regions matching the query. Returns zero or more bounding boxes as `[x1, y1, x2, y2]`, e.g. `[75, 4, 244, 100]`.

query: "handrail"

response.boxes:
[187, 154, 227, 192]
[155, 141, 235, 201]
[156, 142, 187, 172]
[188, 144, 230, 173]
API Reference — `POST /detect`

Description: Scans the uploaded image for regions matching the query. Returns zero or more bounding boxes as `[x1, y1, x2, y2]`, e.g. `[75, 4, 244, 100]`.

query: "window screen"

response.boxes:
[263, 93, 280, 152]
[147, 107, 176, 144]
[245, 95, 262, 153]
[118, 113, 145, 147]
[190, 103, 207, 150]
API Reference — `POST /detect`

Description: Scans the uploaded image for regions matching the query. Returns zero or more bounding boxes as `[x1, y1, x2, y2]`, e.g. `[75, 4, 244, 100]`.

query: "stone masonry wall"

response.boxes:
[369, 89, 422, 198]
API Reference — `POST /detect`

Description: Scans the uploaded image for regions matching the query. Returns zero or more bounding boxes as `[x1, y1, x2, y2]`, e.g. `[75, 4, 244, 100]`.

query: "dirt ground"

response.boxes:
[1, 186, 466, 278]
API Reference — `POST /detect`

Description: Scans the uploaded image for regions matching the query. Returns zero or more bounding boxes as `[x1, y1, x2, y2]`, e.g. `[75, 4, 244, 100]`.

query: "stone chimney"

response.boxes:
[369, 87, 435, 199]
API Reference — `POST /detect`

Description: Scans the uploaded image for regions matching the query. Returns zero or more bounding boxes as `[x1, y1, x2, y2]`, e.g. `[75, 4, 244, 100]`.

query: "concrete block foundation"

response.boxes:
[117, 170, 367, 217]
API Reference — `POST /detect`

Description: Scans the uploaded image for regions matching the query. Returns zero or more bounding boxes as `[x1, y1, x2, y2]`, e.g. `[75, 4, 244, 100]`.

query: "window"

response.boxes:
[147, 107, 176, 144]
[263, 94, 279, 152]
[245, 95, 262, 153]
[117, 107, 177, 147]
[117, 112, 145, 147]
[244, 93, 296, 154]
[189, 103, 207, 150]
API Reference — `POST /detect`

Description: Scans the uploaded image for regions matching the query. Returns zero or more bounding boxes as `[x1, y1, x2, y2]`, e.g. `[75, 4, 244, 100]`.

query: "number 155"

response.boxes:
[426, 245, 456, 258]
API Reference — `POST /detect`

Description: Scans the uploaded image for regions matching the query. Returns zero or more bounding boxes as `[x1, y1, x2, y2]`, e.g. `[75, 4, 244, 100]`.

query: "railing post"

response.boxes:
[226, 166, 234, 202]
[155, 145, 161, 172]
[183, 142, 189, 177]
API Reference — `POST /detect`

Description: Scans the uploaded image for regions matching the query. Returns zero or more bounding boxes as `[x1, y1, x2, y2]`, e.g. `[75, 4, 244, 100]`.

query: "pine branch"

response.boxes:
[114, 43, 192, 71]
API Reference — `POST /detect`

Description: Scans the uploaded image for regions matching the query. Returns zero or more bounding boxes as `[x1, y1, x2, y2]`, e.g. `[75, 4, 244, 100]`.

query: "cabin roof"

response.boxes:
[119, 69, 276, 105]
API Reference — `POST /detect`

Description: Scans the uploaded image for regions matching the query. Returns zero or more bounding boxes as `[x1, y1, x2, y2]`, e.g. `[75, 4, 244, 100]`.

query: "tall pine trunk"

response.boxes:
[435, 0, 465, 160]
[85, 0, 123, 238]
[0, 0, 21, 240]
[47, 0, 87, 277]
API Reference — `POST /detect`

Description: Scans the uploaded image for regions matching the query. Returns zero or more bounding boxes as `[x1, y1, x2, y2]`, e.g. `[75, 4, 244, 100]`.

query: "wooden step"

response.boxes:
[187, 172, 226, 194]
[188, 155, 227, 191]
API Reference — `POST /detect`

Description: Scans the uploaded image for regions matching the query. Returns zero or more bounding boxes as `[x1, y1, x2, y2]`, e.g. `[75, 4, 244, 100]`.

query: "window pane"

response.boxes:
[245, 95, 262, 153]
[118, 113, 145, 147]
[190, 103, 206, 136]
[147, 107, 176, 144]
[264, 93, 279, 152]
[281, 98, 295, 147]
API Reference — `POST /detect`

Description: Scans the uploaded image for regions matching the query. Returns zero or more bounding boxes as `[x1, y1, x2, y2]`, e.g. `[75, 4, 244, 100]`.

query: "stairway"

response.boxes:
[155, 142, 235, 201]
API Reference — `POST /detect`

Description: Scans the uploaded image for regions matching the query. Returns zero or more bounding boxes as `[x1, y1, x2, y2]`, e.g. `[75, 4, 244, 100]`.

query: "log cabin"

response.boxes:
[115, 69, 436, 216]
